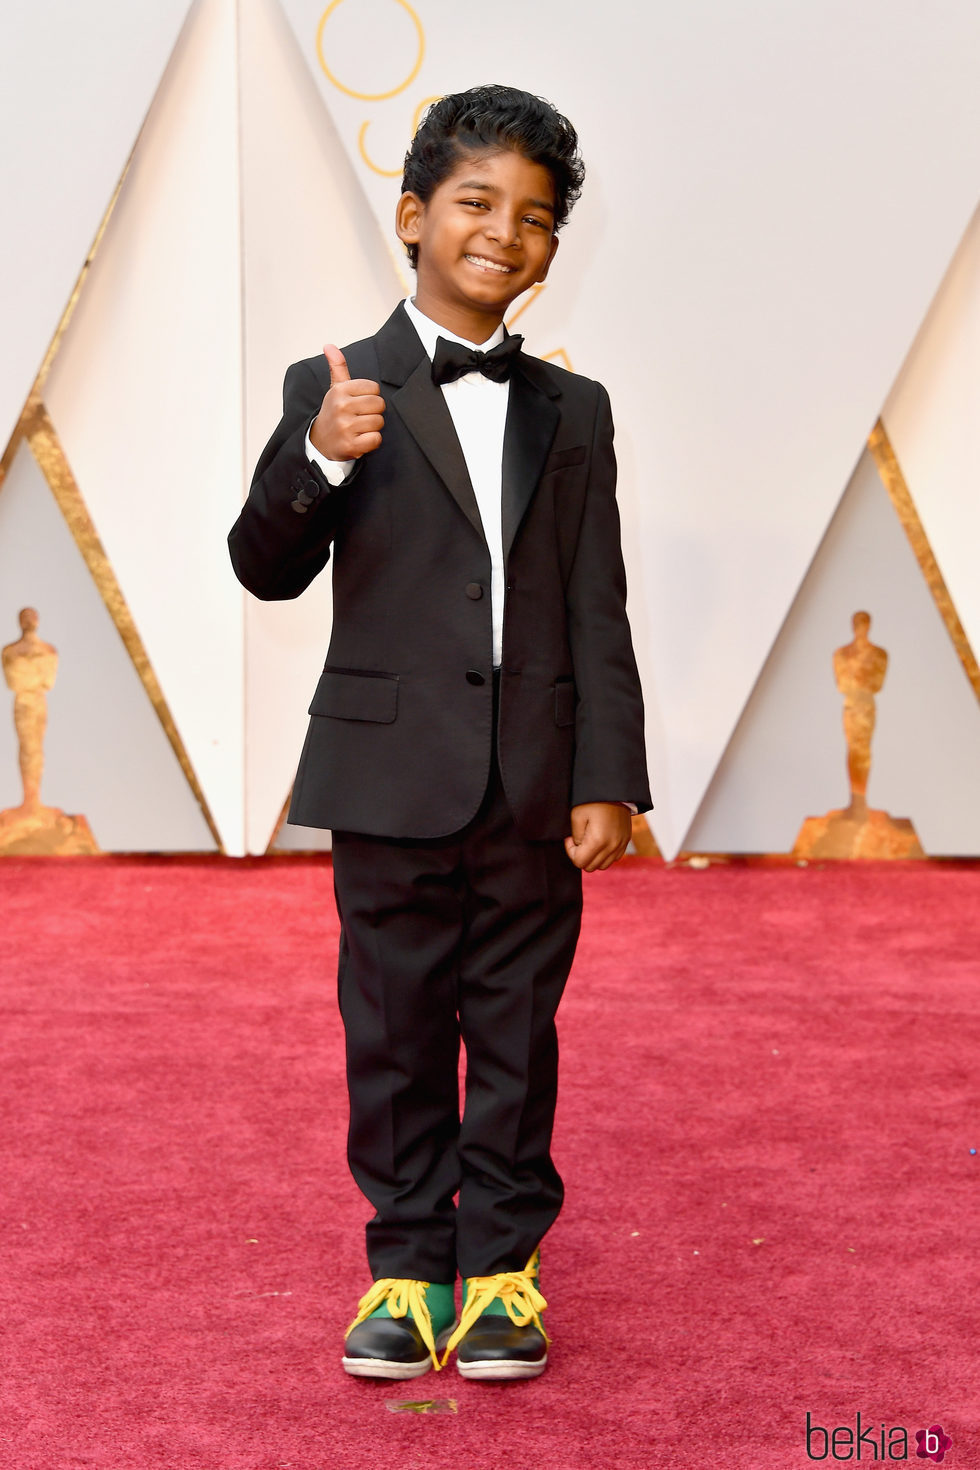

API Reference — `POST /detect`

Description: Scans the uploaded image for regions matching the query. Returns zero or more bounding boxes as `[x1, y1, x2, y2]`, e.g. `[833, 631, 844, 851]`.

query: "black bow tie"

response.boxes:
[431, 333, 524, 386]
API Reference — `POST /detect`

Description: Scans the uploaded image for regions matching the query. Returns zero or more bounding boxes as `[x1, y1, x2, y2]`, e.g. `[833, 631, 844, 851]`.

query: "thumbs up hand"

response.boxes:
[310, 345, 385, 460]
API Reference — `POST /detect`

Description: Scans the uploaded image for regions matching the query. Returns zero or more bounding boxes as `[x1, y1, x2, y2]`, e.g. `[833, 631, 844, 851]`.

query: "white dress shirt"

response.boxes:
[306, 297, 509, 667]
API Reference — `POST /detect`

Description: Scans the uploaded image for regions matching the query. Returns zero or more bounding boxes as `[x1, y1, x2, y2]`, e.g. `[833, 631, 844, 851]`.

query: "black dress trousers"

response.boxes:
[331, 678, 583, 1282]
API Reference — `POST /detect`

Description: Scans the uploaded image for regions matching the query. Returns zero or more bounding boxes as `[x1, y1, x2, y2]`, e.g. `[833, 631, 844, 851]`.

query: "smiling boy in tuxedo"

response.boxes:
[229, 84, 650, 1381]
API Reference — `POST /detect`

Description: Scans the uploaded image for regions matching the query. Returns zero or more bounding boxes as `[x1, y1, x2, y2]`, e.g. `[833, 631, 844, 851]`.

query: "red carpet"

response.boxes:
[2, 857, 979, 1469]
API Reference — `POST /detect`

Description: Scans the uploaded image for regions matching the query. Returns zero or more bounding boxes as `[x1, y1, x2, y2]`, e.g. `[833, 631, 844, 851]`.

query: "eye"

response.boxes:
[523, 215, 549, 229]
[461, 198, 489, 209]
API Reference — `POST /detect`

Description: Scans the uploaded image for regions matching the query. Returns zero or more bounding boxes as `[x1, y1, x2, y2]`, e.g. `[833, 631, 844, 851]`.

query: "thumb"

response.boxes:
[323, 343, 351, 387]
[568, 808, 589, 845]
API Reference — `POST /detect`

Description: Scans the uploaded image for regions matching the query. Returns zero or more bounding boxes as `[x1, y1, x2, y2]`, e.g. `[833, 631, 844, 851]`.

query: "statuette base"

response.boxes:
[0, 804, 100, 856]
[793, 804, 924, 861]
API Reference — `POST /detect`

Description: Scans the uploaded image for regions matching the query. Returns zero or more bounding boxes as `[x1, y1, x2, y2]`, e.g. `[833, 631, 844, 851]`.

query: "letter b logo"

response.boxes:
[805, 1413, 828, 1460]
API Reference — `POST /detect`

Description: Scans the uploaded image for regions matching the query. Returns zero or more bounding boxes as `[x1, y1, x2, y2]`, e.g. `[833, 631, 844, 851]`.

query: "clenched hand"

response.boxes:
[564, 802, 632, 871]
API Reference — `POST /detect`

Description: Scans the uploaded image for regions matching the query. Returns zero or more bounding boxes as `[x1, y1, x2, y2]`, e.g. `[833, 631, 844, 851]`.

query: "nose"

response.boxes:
[484, 209, 519, 249]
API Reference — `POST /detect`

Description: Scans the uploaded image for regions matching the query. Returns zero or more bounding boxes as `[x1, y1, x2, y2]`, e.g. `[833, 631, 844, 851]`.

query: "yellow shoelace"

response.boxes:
[441, 1251, 549, 1365]
[345, 1278, 443, 1372]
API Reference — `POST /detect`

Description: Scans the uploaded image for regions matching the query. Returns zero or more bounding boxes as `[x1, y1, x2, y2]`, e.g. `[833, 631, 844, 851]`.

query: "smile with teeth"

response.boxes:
[465, 255, 515, 274]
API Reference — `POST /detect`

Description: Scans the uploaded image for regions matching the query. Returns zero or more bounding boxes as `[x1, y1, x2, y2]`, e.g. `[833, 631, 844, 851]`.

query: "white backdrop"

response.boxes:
[1, 0, 978, 857]
[0, 2, 189, 455]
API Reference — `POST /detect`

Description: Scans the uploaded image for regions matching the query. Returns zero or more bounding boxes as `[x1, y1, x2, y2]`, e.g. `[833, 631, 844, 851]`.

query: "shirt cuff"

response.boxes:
[621, 803, 638, 815]
[305, 422, 354, 484]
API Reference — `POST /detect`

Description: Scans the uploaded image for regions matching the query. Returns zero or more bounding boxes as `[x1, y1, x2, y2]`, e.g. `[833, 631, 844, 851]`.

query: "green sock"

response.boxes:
[370, 1280, 456, 1334]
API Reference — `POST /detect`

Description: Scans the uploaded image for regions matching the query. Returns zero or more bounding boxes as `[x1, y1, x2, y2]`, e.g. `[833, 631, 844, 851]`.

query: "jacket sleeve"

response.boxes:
[227, 358, 361, 601]
[565, 382, 652, 814]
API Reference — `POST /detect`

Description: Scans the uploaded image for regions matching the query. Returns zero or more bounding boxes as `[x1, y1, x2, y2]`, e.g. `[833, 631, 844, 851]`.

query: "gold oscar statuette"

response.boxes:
[792, 611, 924, 860]
[0, 608, 99, 855]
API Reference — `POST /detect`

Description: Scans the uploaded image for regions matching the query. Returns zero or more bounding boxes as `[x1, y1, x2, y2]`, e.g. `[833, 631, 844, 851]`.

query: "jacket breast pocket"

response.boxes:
[309, 667, 398, 723]
[544, 444, 587, 474]
[554, 678, 576, 727]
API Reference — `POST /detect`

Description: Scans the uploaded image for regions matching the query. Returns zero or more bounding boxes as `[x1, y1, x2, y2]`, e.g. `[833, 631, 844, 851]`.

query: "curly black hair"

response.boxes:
[401, 84, 585, 269]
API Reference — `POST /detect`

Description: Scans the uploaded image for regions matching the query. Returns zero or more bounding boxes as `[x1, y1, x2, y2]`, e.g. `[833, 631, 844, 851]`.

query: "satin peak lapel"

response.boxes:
[390, 359, 485, 543]
[501, 361, 560, 562]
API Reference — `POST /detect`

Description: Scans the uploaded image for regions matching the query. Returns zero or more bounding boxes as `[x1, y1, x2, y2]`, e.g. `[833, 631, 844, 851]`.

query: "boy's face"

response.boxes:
[396, 147, 560, 339]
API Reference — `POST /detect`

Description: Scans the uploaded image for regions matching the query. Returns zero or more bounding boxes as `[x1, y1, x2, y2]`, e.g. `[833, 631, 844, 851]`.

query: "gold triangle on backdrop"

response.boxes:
[23, 403, 222, 850]
[868, 418, 980, 702]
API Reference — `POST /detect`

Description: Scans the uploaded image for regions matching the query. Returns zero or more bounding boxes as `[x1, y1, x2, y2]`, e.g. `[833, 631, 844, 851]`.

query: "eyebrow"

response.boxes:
[456, 180, 555, 215]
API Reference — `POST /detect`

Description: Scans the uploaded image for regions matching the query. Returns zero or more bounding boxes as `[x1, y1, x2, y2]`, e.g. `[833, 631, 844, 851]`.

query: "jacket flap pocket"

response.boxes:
[309, 669, 398, 723]
[545, 444, 587, 473]
[554, 679, 576, 727]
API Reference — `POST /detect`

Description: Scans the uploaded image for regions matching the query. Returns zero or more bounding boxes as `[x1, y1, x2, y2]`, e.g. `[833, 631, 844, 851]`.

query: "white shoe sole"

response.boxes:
[341, 1355, 433, 1380]
[457, 1352, 548, 1381]
[341, 1321, 457, 1380]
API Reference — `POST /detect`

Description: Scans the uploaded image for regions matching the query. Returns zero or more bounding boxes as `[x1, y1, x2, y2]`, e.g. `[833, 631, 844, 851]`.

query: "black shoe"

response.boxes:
[341, 1278, 457, 1380]
[342, 1314, 457, 1380]
[446, 1253, 549, 1381]
[455, 1313, 548, 1380]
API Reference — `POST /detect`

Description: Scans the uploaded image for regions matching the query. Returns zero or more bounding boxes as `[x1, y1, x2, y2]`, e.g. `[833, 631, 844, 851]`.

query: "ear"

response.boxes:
[395, 192, 424, 249]
[536, 233, 560, 284]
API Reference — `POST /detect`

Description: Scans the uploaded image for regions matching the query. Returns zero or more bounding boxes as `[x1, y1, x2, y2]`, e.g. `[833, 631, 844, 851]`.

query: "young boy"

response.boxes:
[228, 85, 651, 1382]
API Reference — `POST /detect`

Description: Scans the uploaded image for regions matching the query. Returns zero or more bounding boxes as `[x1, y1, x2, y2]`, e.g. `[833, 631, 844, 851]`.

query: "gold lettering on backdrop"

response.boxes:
[411, 94, 442, 132]
[358, 95, 444, 178]
[357, 121, 404, 179]
[0, 608, 98, 855]
[317, 0, 424, 101]
[792, 611, 924, 860]
[541, 348, 573, 373]
[505, 283, 546, 331]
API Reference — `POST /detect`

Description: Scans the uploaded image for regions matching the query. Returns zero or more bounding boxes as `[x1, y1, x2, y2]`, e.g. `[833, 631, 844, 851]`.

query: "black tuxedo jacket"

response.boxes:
[228, 304, 651, 840]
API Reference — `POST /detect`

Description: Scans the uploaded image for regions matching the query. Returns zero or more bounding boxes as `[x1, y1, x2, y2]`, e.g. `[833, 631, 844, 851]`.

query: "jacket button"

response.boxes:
[465, 582, 483, 600]
[465, 670, 485, 686]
